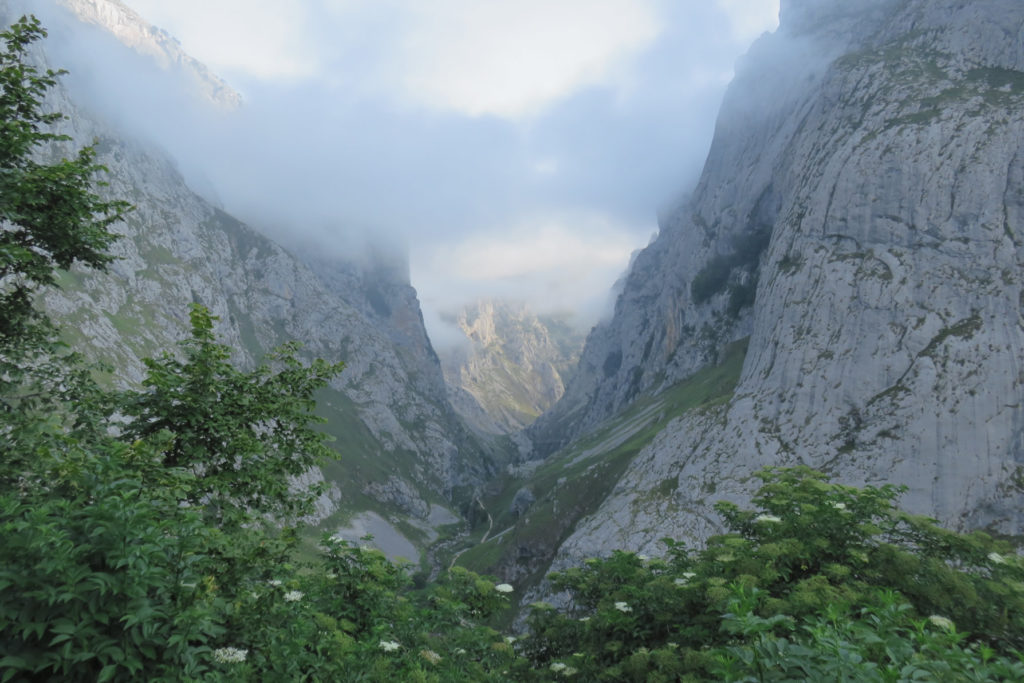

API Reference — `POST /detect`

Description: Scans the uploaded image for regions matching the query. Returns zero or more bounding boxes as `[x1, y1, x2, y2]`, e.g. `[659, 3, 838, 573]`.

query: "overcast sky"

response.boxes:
[54, 0, 780, 342]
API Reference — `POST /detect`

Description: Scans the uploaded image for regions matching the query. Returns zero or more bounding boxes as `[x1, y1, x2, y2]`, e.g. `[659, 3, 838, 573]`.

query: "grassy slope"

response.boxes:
[451, 338, 749, 587]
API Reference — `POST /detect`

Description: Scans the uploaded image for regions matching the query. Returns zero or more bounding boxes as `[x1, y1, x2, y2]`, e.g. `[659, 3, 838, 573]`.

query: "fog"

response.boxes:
[27, 0, 779, 342]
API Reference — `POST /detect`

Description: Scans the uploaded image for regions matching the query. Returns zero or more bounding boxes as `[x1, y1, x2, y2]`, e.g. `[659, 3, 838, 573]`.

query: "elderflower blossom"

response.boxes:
[829, 501, 847, 510]
[674, 577, 688, 586]
[495, 583, 514, 593]
[283, 590, 303, 602]
[562, 666, 579, 677]
[988, 552, 1007, 565]
[614, 601, 632, 613]
[267, 579, 282, 587]
[504, 636, 517, 645]
[755, 514, 782, 523]
[379, 640, 401, 652]
[213, 647, 248, 663]
[928, 615, 955, 631]
[578, 616, 590, 622]
[550, 662, 567, 672]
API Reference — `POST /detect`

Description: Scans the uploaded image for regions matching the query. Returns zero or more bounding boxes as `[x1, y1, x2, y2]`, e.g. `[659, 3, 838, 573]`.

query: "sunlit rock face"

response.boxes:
[538, 0, 1024, 569]
[438, 299, 585, 434]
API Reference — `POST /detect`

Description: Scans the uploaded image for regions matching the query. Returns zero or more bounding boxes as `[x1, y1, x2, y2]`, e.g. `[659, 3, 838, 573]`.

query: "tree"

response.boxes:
[0, 14, 129, 352]
[120, 304, 344, 528]
[0, 15, 130, 487]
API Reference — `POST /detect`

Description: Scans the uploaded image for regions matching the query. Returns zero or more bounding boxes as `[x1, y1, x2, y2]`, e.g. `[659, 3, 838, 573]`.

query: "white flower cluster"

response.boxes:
[495, 583, 514, 593]
[212, 647, 248, 664]
[755, 514, 782, 523]
[379, 640, 401, 652]
[674, 571, 697, 587]
[614, 601, 632, 613]
[928, 615, 955, 631]
[550, 662, 578, 676]
[283, 590, 304, 602]
[988, 552, 1007, 565]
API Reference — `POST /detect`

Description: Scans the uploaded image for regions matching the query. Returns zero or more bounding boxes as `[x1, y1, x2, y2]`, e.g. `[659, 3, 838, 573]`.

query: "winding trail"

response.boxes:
[447, 498, 493, 572]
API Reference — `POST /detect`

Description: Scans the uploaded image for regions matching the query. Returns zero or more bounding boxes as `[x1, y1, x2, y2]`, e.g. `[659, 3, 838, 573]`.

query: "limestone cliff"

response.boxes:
[535, 0, 1024, 571]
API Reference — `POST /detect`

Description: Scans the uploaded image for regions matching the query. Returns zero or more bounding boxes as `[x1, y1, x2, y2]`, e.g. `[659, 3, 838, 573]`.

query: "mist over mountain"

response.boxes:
[2, 0, 501, 564]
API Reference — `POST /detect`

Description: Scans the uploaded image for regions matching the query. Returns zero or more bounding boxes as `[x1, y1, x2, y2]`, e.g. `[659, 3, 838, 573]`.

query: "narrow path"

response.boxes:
[447, 498, 492, 572]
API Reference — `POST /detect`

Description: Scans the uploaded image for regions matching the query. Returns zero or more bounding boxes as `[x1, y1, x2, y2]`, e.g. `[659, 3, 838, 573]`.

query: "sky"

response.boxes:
[45, 0, 780, 344]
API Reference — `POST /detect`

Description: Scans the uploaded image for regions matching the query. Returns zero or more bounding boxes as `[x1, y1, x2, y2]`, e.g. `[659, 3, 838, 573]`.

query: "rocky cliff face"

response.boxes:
[536, 0, 1024, 570]
[438, 300, 585, 434]
[3, 0, 492, 552]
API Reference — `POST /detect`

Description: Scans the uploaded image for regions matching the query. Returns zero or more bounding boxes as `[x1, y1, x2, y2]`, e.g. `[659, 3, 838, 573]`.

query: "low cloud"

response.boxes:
[108, 0, 322, 80]
[715, 0, 781, 42]
[389, 0, 661, 118]
[413, 212, 648, 344]
[33, 0, 780, 347]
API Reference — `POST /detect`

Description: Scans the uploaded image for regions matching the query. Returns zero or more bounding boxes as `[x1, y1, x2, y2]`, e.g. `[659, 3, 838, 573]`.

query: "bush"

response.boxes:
[524, 467, 1024, 680]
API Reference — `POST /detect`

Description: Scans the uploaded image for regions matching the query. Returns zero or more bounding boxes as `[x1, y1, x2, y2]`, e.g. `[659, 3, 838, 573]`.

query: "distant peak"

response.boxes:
[55, 0, 242, 109]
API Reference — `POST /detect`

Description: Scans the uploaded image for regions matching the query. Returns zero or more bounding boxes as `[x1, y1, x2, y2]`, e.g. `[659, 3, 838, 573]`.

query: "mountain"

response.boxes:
[15, 0, 1024, 598]
[438, 300, 585, 434]
[52, 0, 241, 109]
[455, 0, 1024, 591]
[5, 0, 496, 563]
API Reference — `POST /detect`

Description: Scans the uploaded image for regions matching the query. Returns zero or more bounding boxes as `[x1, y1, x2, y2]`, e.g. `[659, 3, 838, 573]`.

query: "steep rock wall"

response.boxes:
[1, 0, 492, 525]
[542, 0, 1024, 569]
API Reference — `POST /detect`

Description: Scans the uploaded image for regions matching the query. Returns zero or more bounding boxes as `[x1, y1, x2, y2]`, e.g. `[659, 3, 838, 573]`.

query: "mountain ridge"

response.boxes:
[2, 0, 496, 564]
[50, 0, 242, 109]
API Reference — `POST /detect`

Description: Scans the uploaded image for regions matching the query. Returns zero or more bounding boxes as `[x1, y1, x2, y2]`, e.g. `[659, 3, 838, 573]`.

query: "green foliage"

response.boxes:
[0, 440, 224, 682]
[523, 467, 1024, 680]
[120, 304, 343, 527]
[0, 14, 128, 491]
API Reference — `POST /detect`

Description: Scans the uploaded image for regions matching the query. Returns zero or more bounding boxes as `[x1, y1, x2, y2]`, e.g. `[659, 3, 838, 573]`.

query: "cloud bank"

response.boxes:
[35, 0, 779, 342]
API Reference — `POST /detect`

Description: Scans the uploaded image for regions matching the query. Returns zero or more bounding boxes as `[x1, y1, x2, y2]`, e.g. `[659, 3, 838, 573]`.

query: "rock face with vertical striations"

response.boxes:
[533, 0, 1024, 572]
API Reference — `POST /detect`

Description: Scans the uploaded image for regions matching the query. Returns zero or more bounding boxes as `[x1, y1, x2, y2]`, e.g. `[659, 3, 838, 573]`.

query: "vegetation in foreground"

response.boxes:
[2, 14, 1024, 681]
